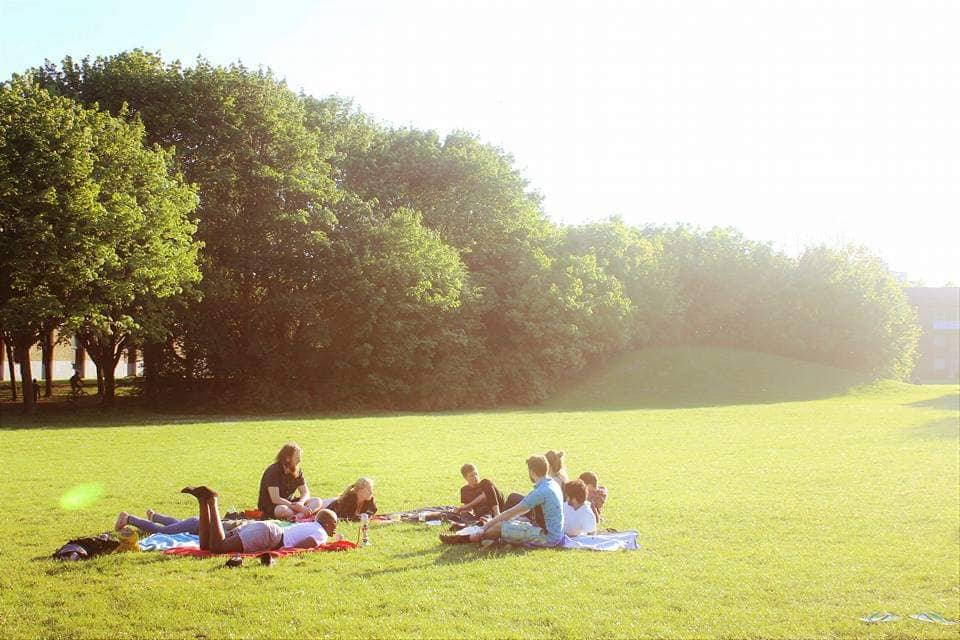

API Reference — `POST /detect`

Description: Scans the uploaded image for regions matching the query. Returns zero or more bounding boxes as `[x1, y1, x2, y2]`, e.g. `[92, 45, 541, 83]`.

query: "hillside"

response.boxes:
[541, 346, 904, 410]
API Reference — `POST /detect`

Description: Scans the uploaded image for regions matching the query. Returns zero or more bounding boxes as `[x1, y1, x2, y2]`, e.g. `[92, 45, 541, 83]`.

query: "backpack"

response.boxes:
[53, 533, 120, 561]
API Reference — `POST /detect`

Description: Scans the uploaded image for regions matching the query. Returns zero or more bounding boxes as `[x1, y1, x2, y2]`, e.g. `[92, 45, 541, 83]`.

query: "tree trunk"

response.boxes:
[142, 341, 163, 403]
[102, 361, 116, 406]
[4, 340, 15, 401]
[15, 343, 34, 413]
[42, 328, 54, 397]
[96, 364, 104, 396]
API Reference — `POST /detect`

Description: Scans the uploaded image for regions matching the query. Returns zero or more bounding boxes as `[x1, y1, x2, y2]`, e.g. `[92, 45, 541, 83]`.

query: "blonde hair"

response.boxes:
[339, 476, 374, 501]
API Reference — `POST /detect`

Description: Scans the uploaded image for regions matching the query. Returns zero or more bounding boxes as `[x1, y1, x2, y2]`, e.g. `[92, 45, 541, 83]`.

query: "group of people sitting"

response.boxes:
[113, 443, 376, 555]
[112, 443, 608, 554]
[444, 450, 608, 547]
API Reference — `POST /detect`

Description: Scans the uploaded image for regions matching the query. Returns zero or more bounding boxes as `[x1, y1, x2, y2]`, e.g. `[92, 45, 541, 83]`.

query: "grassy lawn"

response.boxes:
[0, 348, 958, 639]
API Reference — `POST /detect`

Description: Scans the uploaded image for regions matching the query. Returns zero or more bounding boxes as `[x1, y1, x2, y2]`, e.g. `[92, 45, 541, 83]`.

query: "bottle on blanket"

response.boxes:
[358, 513, 371, 547]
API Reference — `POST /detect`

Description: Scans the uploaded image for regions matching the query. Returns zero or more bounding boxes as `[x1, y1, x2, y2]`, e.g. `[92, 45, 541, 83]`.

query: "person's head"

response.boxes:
[564, 479, 588, 508]
[275, 442, 302, 475]
[341, 477, 374, 502]
[526, 454, 549, 483]
[316, 509, 338, 536]
[578, 471, 599, 490]
[545, 450, 566, 475]
[460, 463, 479, 487]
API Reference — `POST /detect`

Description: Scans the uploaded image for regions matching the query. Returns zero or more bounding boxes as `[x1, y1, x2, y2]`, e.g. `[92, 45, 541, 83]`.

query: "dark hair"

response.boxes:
[564, 479, 587, 504]
[578, 471, 598, 487]
[526, 455, 549, 478]
[460, 463, 477, 477]
[275, 442, 302, 473]
[316, 509, 338, 535]
[545, 450, 566, 475]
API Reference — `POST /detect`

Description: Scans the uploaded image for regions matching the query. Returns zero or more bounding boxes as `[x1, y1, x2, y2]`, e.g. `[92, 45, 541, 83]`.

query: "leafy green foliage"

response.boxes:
[12, 52, 923, 408]
[0, 78, 199, 407]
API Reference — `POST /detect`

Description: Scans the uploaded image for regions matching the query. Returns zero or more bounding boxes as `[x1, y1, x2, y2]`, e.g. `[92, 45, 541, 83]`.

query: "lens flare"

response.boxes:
[59, 482, 105, 510]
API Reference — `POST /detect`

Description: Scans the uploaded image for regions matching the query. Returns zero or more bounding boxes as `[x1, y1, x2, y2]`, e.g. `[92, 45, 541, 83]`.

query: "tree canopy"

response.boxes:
[0, 51, 921, 410]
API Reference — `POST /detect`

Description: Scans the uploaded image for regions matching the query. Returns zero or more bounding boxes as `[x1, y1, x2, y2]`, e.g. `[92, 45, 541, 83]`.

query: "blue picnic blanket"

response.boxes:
[558, 530, 639, 551]
[138, 532, 200, 551]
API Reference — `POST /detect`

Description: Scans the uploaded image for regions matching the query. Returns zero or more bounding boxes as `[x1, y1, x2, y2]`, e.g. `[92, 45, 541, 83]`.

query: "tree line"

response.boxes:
[0, 51, 920, 412]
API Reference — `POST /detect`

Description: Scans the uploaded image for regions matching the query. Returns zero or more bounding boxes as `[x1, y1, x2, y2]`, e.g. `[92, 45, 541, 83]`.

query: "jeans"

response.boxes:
[126, 513, 200, 534]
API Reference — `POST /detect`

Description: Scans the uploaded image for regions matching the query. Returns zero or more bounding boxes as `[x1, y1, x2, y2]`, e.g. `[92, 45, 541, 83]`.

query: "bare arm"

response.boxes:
[296, 484, 310, 503]
[292, 535, 323, 549]
[267, 486, 294, 507]
[482, 502, 528, 531]
[456, 493, 486, 513]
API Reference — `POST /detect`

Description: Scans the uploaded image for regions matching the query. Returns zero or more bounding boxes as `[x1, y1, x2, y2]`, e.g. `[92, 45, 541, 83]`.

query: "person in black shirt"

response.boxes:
[328, 477, 377, 520]
[453, 463, 504, 517]
[257, 443, 321, 519]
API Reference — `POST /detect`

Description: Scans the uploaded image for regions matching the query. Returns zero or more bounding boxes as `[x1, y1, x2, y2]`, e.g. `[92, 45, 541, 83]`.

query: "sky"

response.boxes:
[2, 0, 958, 284]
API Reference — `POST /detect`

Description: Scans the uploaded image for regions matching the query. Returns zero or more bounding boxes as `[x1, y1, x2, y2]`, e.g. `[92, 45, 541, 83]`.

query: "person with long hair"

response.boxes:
[257, 442, 321, 519]
[545, 450, 569, 485]
[328, 477, 377, 520]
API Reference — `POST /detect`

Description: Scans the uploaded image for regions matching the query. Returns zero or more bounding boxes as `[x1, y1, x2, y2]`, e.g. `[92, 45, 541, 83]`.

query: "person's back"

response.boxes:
[521, 475, 564, 545]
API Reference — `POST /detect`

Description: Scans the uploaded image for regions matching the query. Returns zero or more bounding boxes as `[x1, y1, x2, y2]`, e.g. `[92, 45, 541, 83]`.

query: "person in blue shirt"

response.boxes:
[468, 454, 564, 547]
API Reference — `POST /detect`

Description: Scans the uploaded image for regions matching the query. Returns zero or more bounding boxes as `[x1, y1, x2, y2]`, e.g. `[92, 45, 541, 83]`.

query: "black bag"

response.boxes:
[53, 533, 119, 561]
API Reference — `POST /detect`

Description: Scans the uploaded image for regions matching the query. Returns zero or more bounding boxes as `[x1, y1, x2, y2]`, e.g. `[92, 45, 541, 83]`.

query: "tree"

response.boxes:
[0, 78, 199, 409]
[36, 52, 339, 399]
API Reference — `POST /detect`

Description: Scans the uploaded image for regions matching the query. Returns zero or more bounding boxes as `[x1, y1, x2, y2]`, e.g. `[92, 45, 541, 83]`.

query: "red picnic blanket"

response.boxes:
[163, 539, 356, 558]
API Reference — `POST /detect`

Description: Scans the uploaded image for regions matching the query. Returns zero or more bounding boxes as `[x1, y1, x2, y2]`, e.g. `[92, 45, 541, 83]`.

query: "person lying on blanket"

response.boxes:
[258, 442, 322, 520]
[182, 485, 338, 554]
[466, 454, 564, 547]
[452, 463, 505, 518]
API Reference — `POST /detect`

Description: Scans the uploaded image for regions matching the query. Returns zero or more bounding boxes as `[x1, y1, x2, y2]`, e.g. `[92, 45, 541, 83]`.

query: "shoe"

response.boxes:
[225, 555, 243, 568]
[114, 512, 129, 531]
[259, 552, 275, 567]
[439, 533, 473, 545]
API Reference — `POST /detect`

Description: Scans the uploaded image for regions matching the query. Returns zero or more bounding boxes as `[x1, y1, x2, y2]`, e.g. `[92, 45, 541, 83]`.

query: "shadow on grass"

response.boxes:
[348, 542, 529, 579]
[909, 417, 960, 440]
[906, 392, 960, 412]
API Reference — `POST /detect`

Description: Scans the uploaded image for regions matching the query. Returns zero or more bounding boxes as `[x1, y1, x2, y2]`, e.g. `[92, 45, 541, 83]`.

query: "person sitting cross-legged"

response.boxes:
[258, 442, 322, 520]
[182, 485, 337, 554]
[453, 463, 505, 518]
[465, 454, 564, 547]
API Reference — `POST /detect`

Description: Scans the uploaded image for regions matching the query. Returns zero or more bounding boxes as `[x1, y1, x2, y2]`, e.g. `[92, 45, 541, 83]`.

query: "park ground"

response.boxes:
[0, 347, 958, 639]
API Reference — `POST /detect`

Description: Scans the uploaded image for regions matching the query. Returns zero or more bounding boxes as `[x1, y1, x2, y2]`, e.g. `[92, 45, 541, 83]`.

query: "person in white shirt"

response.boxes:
[180, 485, 338, 553]
[561, 479, 597, 537]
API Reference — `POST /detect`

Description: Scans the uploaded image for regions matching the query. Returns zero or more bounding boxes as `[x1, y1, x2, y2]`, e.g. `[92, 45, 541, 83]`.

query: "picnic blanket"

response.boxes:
[139, 532, 200, 551]
[162, 536, 356, 558]
[138, 531, 356, 556]
[557, 530, 639, 551]
[448, 526, 639, 551]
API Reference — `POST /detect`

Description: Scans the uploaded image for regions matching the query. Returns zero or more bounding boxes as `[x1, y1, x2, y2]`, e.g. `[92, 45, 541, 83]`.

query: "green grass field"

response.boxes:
[1, 348, 958, 639]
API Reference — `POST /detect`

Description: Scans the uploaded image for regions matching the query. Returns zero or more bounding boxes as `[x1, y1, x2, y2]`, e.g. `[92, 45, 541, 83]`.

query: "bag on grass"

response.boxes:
[53, 533, 119, 561]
